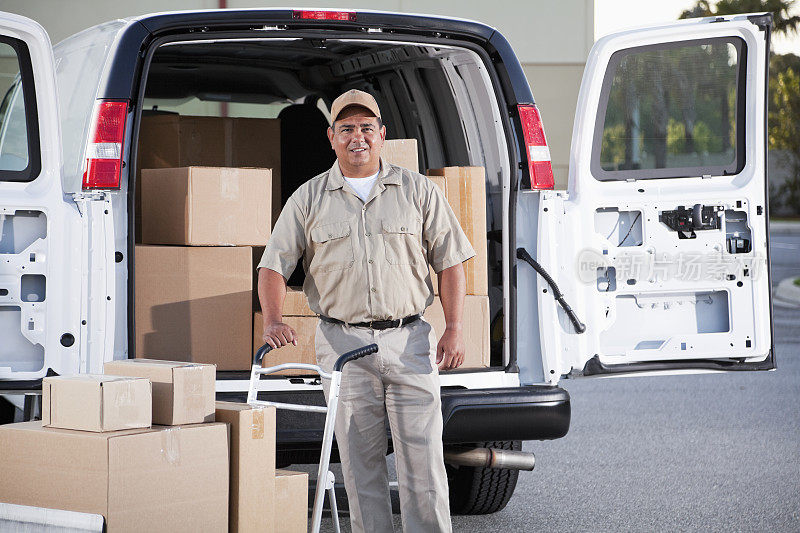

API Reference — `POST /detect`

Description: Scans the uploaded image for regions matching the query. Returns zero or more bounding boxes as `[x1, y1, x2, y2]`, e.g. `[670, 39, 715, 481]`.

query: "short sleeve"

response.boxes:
[257, 196, 306, 279]
[422, 181, 476, 273]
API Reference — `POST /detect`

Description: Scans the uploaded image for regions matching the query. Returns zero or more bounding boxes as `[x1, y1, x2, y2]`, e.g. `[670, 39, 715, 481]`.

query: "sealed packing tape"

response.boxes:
[160, 427, 181, 466]
[251, 408, 265, 440]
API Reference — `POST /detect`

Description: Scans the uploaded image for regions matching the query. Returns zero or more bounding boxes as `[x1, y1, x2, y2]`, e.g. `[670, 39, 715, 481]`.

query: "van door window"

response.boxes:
[0, 37, 39, 181]
[592, 38, 744, 181]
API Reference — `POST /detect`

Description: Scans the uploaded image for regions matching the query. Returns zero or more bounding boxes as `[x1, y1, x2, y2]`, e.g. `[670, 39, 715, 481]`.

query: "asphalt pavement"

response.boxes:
[317, 230, 800, 532]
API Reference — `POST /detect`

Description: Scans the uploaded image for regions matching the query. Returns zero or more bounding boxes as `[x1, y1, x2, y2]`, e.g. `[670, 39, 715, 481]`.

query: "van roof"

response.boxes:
[124, 8, 498, 40]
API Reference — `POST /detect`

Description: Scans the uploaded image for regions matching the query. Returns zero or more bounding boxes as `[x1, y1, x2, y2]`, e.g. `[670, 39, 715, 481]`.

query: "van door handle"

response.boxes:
[516, 247, 586, 334]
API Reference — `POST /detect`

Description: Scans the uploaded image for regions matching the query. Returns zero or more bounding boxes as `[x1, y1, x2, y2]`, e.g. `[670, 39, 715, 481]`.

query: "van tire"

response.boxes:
[445, 440, 521, 515]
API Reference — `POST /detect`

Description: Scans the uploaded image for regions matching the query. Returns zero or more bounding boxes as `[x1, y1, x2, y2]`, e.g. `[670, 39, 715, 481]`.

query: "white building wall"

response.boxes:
[2, 0, 593, 189]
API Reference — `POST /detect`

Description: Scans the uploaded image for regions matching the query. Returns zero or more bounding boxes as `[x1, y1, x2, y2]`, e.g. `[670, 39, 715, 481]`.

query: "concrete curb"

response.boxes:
[769, 221, 800, 234]
[774, 277, 800, 307]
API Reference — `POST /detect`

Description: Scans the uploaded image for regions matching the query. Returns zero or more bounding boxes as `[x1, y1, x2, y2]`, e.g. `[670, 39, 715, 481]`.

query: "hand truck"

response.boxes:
[247, 341, 379, 533]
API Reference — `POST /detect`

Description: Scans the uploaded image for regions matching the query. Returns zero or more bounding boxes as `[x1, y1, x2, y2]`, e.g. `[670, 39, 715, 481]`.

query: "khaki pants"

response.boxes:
[315, 317, 452, 533]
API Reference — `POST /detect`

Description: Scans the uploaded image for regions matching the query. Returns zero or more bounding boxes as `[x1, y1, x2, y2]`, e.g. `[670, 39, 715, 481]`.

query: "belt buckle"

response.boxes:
[368, 320, 378, 330]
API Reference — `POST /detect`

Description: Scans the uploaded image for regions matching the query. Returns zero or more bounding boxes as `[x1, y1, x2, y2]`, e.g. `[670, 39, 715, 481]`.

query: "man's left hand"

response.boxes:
[436, 327, 465, 370]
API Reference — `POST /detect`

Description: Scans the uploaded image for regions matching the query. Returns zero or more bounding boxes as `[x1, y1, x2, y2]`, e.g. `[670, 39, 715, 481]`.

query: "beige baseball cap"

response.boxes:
[330, 89, 381, 122]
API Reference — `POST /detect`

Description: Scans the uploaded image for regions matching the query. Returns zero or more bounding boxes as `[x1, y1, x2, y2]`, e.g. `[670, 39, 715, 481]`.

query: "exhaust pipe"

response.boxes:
[444, 447, 535, 471]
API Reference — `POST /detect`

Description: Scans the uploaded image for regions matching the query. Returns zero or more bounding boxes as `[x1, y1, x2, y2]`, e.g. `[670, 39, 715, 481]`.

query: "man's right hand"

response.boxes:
[262, 321, 298, 349]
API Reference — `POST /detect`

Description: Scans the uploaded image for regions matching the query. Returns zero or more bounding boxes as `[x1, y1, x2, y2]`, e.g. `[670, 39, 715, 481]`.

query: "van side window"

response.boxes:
[592, 38, 745, 181]
[0, 37, 39, 182]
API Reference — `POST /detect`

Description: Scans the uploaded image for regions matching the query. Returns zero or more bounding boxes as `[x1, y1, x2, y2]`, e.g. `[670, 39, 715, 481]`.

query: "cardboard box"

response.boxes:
[253, 313, 317, 375]
[283, 288, 315, 316]
[141, 167, 273, 246]
[42, 375, 151, 432]
[424, 295, 490, 368]
[104, 359, 215, 425]
[136, 114, 282, 238]
[274, 470, 309, 533]
[427, 167, 488, 295]
[383, 139, 418, 173]
[135, 245, 253, 371]
[0, 421, 229, 532]
[216, 402, 277, 533]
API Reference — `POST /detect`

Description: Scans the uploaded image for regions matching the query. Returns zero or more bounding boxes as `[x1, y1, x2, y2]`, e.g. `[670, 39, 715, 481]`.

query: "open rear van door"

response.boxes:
[536, 14, 773, 380]
[0, 12, 112, 382]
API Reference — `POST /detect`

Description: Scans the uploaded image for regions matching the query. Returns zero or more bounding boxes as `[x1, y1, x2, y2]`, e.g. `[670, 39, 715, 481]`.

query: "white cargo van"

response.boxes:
[0, 9, 774, 513]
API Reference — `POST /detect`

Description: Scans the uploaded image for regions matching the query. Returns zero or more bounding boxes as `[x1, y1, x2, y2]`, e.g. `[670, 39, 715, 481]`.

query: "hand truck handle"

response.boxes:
[254, 342, 378, 368]
[333, 343, 379, 372]
[254, 343, 273, 365]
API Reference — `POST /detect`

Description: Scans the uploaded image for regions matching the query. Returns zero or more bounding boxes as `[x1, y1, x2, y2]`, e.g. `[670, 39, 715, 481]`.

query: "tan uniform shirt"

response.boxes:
[258, 158, 475, 323]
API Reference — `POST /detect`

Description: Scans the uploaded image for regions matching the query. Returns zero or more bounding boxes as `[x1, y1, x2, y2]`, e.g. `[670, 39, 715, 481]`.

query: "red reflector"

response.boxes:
[532, 161, 554, 187]
[83, 99, 128, 190]
[519, 105, 546, 146]
[92, 101, 127, 143]
[83, 159, 121, 189]
[518, 105, 554, 190]
[293, 10, 356, 21]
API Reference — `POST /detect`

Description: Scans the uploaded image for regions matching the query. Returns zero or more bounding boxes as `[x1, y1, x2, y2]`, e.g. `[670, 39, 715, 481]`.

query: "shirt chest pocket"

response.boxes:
[310, 221, 354, 273]
[382, 219, 423, 266]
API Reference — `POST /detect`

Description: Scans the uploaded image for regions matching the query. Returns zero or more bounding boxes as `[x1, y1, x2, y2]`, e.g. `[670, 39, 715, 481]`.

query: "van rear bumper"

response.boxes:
[440, 385, 570, 443]
[219, 384, 570, 464]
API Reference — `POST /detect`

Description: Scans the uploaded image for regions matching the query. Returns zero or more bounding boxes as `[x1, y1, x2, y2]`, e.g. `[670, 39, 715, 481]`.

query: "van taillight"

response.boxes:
[82, 100, 128, 190]
[293, 10, 357, 21]
[518, 105, 554, 190]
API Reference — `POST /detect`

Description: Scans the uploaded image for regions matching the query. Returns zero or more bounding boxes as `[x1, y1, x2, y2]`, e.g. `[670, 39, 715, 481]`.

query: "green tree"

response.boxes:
[682, 0, 800, 214]
[769, 68, 800, 211]
[680, 0, 800, 34]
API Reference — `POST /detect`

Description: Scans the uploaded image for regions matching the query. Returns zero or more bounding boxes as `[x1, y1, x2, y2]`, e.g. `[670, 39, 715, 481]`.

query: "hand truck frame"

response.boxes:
[247, 341, 379, 533]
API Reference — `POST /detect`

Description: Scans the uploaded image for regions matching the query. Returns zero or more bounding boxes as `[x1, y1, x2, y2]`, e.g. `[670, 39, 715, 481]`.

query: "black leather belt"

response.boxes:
[320, 314, 421, 330]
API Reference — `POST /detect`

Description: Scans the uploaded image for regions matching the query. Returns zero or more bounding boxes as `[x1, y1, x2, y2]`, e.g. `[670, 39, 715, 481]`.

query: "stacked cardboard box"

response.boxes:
[136, 114, 282, 229]
[425, 167, 490, 368]
[104, 359, 216, 425]
[382, 139, 419, 172]
[275, 470, 309, 532]
[0, 421, 229, 532]
[42, 375, 152, 432]
[94, 363, 305, 531]
[141, 167, 273, 246]
[0, 365, 229, 532]
[136, 114, 281, 371]
[135, 245, 257, 370]
[215, 402, 278, 533]
[426, 167, 488, 297]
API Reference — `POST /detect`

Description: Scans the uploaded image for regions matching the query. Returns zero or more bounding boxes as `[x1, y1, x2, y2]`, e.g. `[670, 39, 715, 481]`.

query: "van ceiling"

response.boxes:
[142, 37, 502, 190]
[146, 40, 435, 104]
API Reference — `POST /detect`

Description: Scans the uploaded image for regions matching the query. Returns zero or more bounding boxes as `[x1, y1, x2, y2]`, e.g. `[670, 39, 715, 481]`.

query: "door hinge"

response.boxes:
[747, 13, 773, 31]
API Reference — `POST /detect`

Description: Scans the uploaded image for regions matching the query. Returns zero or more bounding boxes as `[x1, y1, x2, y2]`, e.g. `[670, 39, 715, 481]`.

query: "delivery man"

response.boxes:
[256, 89, 475, 532]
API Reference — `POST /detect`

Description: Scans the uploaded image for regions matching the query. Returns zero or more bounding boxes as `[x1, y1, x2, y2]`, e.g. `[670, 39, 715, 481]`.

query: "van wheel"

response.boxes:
[445, 440, 521, 515]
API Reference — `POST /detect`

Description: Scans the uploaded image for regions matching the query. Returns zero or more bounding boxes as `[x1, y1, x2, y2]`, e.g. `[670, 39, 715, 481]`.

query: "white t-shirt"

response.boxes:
[344, 171, 379, 202]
